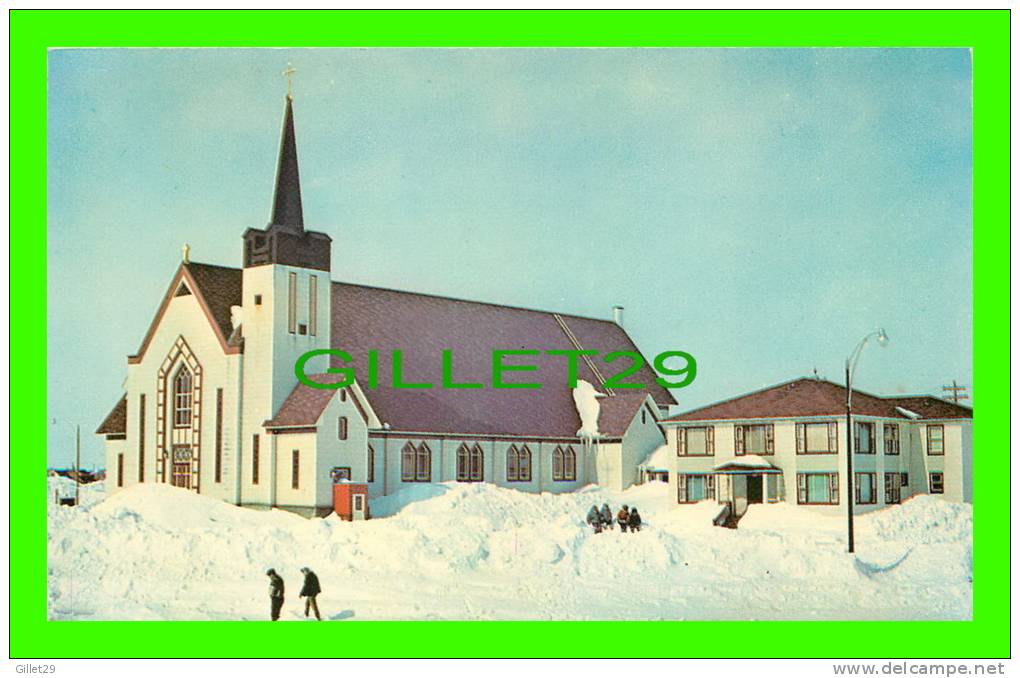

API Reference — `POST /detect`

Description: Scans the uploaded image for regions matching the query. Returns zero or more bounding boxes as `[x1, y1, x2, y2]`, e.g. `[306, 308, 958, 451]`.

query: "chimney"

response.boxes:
[612, 305, 624, 326]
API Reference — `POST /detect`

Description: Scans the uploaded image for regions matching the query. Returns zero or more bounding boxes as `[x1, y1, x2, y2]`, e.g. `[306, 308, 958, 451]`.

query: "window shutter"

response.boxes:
[797, 474, 807, 503]
[853, 423, 860, 454]
[706, 427, 715, 454]
[828, 422, 837, 452]
[796, 424, 805, 453]
[707, 474, 716, 500]
[678, 429, 686, 456]
[830, 473, 840, 505]
[678, 474, 687, 503]
[766, 424, 775, 453]
[734, 426, 744, 455]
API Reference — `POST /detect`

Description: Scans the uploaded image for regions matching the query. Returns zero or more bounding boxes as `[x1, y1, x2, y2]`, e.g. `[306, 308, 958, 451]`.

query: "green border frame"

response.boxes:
[11, 9, 1009, 659]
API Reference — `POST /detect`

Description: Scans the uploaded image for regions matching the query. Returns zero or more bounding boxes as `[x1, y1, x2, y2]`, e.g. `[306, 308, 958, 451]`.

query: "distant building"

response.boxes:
[659, 378, 973, 517]
[95, 93, 671, 516]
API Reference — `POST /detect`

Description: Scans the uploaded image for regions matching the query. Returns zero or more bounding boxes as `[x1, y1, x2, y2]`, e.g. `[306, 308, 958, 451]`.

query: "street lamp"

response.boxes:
[845, 328, 889, 554]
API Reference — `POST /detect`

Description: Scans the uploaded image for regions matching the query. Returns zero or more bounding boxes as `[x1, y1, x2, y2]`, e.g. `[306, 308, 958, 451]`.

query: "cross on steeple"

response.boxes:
[283, 63, 296, 98]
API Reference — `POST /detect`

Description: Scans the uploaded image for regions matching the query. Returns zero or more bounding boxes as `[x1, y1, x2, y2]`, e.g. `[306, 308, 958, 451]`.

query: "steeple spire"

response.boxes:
[270, 94, 304, 230]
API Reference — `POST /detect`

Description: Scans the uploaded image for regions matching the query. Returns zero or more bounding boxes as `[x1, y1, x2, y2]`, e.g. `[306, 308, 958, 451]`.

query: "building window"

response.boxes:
[138, 394, 146, 482]
[172, 366, 193, 428]
[553, 445, 576, 481]
[288, 271, 297, 334]
[796, 421, 837, 454]
[854, 422, 876, 455]
[677, 473, 715, 503]
[900, 472, 909, 487]
[402, 442, 431, 482]
[117, 453, 124, 488]
[309, 275, 318, 336]
[338, 416, 348, 441]
[331, 467, 352, 483]
[796, 472, 839, 505]
[214, 388, 223, 483]
[855, 472, 877, 504]
[884, 472, 902, 504]
[927, 425, 945, 455]
[678, 426, 714, 456]
[735, 423, 774, 456]
[506, 444, 533, 482]
[252, 434, 260, 485]
[291, 450, 300, 489]
[254, 294, 262, 306]
[367, 445, 375, 483]
[884, 423, 900, 455]
[929, 472, 945, 494]
[457, 443, 484, 482]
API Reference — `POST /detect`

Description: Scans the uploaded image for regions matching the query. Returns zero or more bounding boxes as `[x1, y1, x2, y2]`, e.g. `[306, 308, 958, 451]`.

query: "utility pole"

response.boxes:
[942, 380, 969, 404]
[75, 425, 81, 506]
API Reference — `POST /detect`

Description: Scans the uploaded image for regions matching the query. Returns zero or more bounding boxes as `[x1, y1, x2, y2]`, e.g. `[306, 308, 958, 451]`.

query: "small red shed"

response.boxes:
[333, 481, 370, 521]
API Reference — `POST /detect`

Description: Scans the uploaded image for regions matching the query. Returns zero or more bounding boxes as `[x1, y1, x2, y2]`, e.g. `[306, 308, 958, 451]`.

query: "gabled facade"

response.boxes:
[95, 94, 671, 516]
[659, 378, 973, 516]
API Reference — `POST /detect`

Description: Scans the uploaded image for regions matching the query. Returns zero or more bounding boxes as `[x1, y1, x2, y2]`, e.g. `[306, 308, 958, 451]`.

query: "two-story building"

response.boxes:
[659, 378, 972, 517]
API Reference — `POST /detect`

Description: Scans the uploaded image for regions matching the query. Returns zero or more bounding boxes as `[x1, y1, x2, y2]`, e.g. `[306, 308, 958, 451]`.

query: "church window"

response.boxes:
[553, 446, 576, 482]
[367, 445, 375, 483]
[288, 272, 297, 334]
[214, 388, 223, 483]
[401, 442, 432, 482]
[172, 366, 193, 428]
[401, 442, 416, 481]
[309, 275, 318, 336]
[457, 443, 484, 482]
[506, 445, 519, 481]
[292, 450, 300, 489]
[507, 445, 532, 482]
[338, 417, 348, 441]
[416, 443, 432, 482]
[252, 434, 260, 485]
[138, 394, 146, 482]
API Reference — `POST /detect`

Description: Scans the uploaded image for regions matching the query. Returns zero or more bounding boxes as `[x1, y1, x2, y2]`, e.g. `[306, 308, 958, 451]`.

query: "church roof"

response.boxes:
[96, 395, 127, 435]
[270, 96, 304, 230]
[663, 377, 972, 423]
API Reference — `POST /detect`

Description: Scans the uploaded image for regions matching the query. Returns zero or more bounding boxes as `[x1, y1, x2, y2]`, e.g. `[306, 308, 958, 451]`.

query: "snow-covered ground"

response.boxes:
[47, 477, 972, 621]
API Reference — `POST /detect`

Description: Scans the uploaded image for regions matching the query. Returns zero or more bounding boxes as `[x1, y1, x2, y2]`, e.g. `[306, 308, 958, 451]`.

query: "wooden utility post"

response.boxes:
[75, 425, 81, 506]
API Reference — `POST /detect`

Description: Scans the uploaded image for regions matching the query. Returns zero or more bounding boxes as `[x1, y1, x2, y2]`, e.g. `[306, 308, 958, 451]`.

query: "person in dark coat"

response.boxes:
[617, 505, 631, 533]
[628, 507, 642, 533]
[266, 568, 284, 621]
[586, 505, 602, 534]
[600, 503, 613, 531]
[299, 566, 322, 620]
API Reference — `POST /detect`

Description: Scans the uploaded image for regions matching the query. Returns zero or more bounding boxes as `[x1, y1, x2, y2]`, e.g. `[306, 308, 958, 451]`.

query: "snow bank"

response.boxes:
[47, 478, 971, 621]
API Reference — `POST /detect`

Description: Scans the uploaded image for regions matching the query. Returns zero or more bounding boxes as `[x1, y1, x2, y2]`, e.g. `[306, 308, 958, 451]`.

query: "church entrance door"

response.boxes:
[171, 446, 193, 489]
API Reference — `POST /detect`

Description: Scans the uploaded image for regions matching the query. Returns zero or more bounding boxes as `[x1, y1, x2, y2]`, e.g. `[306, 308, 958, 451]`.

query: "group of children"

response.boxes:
[585, 503, 642, 534]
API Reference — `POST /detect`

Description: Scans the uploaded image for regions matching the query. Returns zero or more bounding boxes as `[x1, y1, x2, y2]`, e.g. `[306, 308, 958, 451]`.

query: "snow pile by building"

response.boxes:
[47, 478, 971, 621]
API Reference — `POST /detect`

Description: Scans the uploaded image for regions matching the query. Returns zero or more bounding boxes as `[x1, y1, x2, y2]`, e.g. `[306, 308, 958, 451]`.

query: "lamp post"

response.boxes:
[845, 328, 889, 554]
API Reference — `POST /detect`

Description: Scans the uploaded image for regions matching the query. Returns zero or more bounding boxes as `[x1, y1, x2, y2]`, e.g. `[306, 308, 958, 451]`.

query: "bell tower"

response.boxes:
[239, 88, 332, 506]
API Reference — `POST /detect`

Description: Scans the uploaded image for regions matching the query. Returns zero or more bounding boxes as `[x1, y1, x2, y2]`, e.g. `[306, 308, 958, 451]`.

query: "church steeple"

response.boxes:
[270, 95, 304, 230]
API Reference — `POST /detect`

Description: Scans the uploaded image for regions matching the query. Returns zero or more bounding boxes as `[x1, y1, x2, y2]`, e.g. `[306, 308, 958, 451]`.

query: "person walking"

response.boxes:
[600, 503, 613, 531]
[586, 505, 602, 534]
[628, 506, 643, 533]
[266, 568, 285, 621]
[299, 567, 322, 620]
[617, 505, 631, 533]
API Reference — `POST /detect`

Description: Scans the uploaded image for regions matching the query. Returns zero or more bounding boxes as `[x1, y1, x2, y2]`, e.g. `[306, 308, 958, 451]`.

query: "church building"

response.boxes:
[96, 93, 674, 516]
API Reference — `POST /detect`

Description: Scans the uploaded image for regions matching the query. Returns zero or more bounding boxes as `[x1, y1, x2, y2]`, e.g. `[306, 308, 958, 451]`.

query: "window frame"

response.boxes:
[735, 423, 774, 456]
[854, 421, 876, 455]
[252, 434, 260, 485]
[929, 471, 945, 494]
[927, 424, 945, 456]
[287, 271, 297, 334]
[172, 365, 193, 429]
[855, 471, 877, 505]
[884, 472, 902, 504]
[677, 473, 716, 504]
[796, 421, 838, 455]
[883, 422, 900, 455]
[291, 449, 300, 490]
[677, 426, 715, 457]
[367, 445, 375, 483]
[337, 416, 348, 441]
[308, 275, 318, 337]
[796, 472, 840, 505]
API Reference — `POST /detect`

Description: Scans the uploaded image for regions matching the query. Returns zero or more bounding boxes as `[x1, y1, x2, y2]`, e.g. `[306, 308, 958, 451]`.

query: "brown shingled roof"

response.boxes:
[599, 393, 657, 437]
[664, 378, 972, 423]
[96, 395, 127, 434]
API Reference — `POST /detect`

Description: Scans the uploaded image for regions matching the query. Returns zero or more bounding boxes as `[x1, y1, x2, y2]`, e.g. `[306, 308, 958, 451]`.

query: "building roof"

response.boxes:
[183, 262, 244, 345]
[598, 392, 657, 438]
[96, 394, 127, 434]
[664, 377, 973, 423]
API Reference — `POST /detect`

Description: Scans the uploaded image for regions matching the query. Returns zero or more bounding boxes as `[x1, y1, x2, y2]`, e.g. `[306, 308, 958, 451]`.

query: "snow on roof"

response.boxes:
[895, 406, 922, 420]
[639, 444, 671, 471]
[713, 455, 781, 473]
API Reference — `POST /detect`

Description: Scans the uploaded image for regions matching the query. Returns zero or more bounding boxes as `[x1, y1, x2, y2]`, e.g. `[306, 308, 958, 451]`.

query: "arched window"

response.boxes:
[457, 443, 471, 482]
[518, 444, 532, 482]
[401, 442, 416, 482]
[416, 442, 432, 482]
[563, 445, 577, 481]
[173, 365, 193, 428]
[506, 445, 519, 482]
[470, 443, 484, 482]
[553, 445, 577, 482]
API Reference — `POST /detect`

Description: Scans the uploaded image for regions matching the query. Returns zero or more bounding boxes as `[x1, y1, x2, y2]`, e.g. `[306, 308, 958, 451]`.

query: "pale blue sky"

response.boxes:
[48, 48, 972, 468]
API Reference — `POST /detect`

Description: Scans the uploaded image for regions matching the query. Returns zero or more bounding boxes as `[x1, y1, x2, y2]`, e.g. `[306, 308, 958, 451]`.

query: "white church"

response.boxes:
[96, 94, 674, 516]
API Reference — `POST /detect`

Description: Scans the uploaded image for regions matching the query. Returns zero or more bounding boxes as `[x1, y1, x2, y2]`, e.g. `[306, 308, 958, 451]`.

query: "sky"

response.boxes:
[47, 48, 973, 468]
